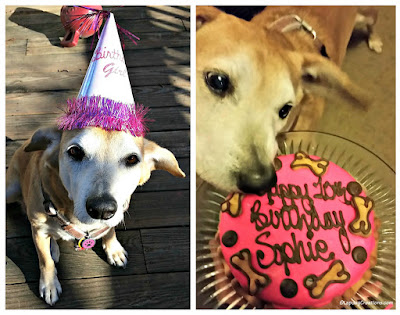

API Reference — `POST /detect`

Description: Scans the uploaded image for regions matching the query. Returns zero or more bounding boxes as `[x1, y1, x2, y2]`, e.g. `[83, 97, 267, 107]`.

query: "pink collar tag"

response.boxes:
[75, 237, 96, 251]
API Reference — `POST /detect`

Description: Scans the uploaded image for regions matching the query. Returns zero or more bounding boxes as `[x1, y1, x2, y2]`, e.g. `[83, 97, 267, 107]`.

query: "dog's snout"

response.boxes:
[86, 195, 117, 220]
[237, 164, 277, 196]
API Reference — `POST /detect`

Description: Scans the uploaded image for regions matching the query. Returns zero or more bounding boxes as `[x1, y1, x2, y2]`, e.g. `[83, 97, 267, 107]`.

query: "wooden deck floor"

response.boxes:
[6, 6, 190, 309]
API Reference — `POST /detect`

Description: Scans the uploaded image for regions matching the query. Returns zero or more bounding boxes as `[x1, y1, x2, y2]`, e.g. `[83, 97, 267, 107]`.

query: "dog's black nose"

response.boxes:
[86, 195, 117, 220]
[237, 165, 277, 196]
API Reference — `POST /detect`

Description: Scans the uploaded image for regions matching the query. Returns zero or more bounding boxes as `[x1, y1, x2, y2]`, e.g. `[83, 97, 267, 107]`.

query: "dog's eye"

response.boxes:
[67, 145, 85, 161]
[278, 103, 293, 119]
[205, 72, 230, 95]
[125, 154, 140, 167]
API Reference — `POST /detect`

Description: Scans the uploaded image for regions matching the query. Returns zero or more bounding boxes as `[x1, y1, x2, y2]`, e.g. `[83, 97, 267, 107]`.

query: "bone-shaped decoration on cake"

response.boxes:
[349, 196, 374, 237]
[221, 193, 243, 217]
[230, 249, 271, 296]
[290, 151, 329, 177]
[304, 260, 350, 299]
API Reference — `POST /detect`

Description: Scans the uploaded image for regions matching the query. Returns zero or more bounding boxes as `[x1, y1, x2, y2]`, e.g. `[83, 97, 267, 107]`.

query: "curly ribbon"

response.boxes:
[66, 6, 140, 49]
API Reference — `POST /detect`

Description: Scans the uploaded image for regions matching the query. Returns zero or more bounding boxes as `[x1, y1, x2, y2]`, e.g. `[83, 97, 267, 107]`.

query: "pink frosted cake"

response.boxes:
[218, 152, 378, 308]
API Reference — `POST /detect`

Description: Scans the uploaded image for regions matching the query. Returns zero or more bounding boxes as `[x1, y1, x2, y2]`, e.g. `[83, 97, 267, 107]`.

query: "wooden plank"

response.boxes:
[141, 227, 190, 273]
[5, 6, 190, 20]
[6, 6, 189, 31]
[6, 190, 189, 238]
[6, 65, 190, 93]
[6, 16, 186, 42]
[6, 32, 190, 57]
[6, 32, 189, 58]
[7, 29, 188, 52]
[6, 106, 190, 139]
[138, 157, 189, 192]
[7, 227, 189, 284]
[145, 130, 190, 158]
[128, 190, 189, 229]
[7, 47, 189, 75]
[6, 85, 189, 116]
[28, 32, 189, 54]
[6, 5, 62, 16]
[5, 38, 27, 55]
[6, 230, 147, 284]
[6, 202, 31, 239]
[6, 271, 190, 309]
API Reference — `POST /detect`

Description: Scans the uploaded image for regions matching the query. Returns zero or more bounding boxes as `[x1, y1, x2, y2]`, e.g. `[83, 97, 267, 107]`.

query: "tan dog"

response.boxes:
[6, 126, 185, 305]
[196, 6, 381, 195]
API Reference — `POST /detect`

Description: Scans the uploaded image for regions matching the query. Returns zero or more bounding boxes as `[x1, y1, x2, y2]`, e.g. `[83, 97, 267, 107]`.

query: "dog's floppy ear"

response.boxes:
[291, 52, 372, 109]
[197, 6, 222, 30]
[24, 126, 62, 152]
[24, 126, 62, 169]
[139, 139, 186, 186]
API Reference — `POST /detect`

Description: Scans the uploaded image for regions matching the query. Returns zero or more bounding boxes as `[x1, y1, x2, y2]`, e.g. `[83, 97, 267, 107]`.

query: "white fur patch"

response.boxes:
[59, 128, 142, 227]
[197, 49, 296, 191]
[103, 238, 128, 268]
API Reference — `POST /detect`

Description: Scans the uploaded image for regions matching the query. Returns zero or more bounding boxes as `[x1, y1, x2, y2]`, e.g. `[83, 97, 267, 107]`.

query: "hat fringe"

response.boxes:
[57, 95, 150, 137]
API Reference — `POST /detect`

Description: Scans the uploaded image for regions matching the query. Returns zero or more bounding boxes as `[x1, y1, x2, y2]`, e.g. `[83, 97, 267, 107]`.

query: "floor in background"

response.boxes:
[315, 6, 395, 171]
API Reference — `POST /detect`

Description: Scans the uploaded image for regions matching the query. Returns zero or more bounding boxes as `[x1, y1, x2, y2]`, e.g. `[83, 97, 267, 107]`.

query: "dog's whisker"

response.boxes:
[208, 191, 226, 200]
[120, 218, 127, 230]
[306, 141, 311, 154]
[313, 143, 319, 156]
[298, 139, 303, 152]
[207, 200, 221, 207]
[289, 139, 294, 154]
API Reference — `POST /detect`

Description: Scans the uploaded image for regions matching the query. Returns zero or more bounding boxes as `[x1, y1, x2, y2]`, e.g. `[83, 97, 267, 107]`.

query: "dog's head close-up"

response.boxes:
[196, 6, 371, 195]
[24, 126, 185, 227]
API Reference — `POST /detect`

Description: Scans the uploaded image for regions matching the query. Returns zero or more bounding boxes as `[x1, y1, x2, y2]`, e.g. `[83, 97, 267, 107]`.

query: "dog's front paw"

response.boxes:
[39, 271, 62, 306]
[103, 239, 128, 268]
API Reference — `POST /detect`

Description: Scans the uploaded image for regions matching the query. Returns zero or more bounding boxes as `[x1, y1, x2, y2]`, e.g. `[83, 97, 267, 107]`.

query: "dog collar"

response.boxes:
[267, 14, 329, 58]
[41, 183, 110, 251]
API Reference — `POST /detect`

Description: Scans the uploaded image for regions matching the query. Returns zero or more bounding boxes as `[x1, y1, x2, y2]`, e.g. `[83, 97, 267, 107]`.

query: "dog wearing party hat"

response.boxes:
[6, 13, 185, 306]
[196, 6, 381, 195]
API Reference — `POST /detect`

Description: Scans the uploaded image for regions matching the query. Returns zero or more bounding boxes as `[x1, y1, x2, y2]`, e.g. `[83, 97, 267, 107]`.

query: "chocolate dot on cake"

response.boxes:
[352, 246, 367, 264]
[347, 181, 362, 196]
[280, 278, 298, 298]
[222, 230, 238, 247]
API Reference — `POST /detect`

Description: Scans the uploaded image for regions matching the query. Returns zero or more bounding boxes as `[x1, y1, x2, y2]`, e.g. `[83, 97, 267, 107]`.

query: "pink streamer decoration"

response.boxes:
[57, 96, 151, 137]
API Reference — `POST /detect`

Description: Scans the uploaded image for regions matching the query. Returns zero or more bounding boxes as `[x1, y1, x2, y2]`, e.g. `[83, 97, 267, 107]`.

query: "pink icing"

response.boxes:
[219, 153, 376, 308]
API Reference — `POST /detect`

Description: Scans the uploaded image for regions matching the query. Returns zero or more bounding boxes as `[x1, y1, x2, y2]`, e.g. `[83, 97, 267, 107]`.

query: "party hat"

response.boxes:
[58, 13, 149, 137]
